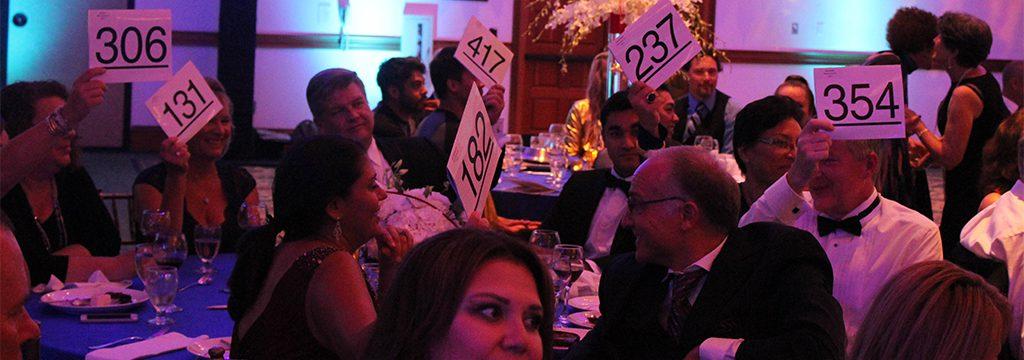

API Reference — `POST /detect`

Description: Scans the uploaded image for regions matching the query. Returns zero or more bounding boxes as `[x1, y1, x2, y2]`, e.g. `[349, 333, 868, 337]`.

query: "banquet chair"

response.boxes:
[99, 192, 137, 244]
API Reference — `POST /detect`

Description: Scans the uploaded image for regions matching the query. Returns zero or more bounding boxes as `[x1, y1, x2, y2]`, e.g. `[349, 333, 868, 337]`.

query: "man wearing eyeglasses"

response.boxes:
[740, 118, 942, 342]
[567, 146, 846, 360]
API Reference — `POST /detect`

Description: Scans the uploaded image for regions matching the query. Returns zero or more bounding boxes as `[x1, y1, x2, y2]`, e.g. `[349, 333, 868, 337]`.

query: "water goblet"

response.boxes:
[153, 232, 187, 313]
[143, 266, 178, 326]
[551, 244, 585, 327]
[528, 229, 561, 266]
[139, 210, 170, 243]
[504, 134, 524, 176]
[238, 202, 269, 230]
[696, 135, 719, 153]
[133, 243, 158, 281]
[194, 225, 221, 276]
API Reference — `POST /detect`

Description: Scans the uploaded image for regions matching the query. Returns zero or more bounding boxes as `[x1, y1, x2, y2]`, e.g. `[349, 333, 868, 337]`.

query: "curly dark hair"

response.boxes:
[429, 47, 469, 100]
[377, 57, 426, 101]
[980, 110, 1024, 195]
[885, 7, 938, 55]
[937, 12, 993, 68]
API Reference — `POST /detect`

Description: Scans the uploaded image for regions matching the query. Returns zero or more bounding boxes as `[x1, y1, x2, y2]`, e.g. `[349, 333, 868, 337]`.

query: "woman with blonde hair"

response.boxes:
[850, 260, 1011, 360]
[565, 52, 620, 167]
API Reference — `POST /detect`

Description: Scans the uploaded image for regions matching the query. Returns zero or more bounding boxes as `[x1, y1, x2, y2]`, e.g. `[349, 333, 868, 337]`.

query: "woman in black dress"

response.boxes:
[1, 80, 133, 284]
[905, 12, 1010, 273]
[228, 136, 412, 359]
[133, 78, 259, 253]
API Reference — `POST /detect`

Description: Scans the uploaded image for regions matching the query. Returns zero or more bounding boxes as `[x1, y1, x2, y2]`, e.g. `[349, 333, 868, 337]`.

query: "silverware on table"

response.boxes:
[87, 327, 169, 350]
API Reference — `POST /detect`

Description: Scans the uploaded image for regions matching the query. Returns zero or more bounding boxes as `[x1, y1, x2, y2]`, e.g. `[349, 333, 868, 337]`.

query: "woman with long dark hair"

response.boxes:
[366, 228, 554, 360]
[228, 136, 412, 359]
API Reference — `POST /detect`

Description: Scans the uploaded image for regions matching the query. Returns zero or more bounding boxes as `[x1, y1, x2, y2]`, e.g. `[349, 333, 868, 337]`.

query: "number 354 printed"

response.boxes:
[814, 65, 906, 140]
[145, 61, 223, 144]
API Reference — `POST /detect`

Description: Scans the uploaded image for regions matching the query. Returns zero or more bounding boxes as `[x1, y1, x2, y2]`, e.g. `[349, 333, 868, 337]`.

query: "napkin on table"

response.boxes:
[32, 275, 65, 294]
[84, 333, 208, 360]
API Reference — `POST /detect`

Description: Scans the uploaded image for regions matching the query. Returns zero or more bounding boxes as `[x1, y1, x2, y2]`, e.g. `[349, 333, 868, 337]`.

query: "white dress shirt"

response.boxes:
[740, 175, 943, 339]
[366, 138, 393, 189]
[582, 169, 631, 259]
[659, 239, 743, 359]
[961, 180, 1024, 359]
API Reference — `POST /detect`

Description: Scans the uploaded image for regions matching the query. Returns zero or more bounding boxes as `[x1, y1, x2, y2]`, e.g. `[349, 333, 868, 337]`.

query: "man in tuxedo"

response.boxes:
[373, 57, 439, 138]
[671, 54, 741, 153]
[540, 90, 644, 263]
[295, 68, 447, 191]
[740, 119, 942, 340]
[567, 146, 846, 359]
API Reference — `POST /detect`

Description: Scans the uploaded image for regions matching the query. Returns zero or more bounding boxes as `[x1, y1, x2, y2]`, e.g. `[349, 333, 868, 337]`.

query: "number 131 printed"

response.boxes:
[145, 61, 223, 144]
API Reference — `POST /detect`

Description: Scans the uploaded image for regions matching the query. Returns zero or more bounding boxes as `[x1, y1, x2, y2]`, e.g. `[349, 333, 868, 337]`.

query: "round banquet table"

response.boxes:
[27, 254, 237, 359]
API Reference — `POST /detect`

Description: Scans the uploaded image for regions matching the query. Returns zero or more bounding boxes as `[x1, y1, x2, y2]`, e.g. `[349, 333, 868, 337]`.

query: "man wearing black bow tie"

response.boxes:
[540, 91, 644, 265]
[741, 118, 942, 341]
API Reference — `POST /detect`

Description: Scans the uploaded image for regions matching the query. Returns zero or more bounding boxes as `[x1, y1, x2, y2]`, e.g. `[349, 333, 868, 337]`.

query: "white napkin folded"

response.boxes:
[569, 260, 602, 298]
[85, 333, 208, 360]
[32, 275, 65, 293]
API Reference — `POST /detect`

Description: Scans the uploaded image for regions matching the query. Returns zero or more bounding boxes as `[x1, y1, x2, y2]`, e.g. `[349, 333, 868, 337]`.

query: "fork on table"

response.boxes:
[88, 327, 170, 350]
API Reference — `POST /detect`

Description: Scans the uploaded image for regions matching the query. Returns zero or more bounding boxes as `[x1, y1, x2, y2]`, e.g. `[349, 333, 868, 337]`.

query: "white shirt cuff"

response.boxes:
[699, 337, 744, 360]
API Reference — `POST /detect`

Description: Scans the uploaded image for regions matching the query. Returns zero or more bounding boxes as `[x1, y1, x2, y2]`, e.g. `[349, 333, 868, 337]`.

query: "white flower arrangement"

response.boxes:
[378, 160, 460, 244]
[528, 0, 723, 71]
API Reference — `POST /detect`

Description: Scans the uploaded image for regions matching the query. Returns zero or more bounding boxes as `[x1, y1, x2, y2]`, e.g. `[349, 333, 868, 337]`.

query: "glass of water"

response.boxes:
[548, 148, 569, 186]
[529, 229, 561, 266]
[504, 134, 524, 176]
[140, 209, 169, 243]
[143, 266, 178, 326]
[194, 225, 221, 275]
[696, 135, 719, 153]
[134, 243, 157, 281]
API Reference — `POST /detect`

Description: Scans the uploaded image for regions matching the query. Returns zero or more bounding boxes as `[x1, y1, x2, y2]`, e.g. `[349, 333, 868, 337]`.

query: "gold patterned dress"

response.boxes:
[565, 99, 604, 166]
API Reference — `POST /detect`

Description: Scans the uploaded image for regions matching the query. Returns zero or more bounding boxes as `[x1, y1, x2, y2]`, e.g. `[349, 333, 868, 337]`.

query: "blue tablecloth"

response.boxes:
[28, 255, 237, 359]
[492, 172, 563, 221]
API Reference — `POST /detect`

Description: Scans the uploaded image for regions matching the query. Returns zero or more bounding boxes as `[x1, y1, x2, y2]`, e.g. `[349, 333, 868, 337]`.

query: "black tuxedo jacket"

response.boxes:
[566, 222, 846, 360]
[377, 136, 447, 191]
[540, 170, 636, 260]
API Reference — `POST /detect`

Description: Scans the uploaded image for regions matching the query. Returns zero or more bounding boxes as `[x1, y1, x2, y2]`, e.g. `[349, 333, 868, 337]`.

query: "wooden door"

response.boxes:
[510, 0, 607, 135]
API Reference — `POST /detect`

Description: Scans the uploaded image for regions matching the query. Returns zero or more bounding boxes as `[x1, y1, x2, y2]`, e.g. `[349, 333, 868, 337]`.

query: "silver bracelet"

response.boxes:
[45, 106, 72, 137]
[915, 127, 930, 138]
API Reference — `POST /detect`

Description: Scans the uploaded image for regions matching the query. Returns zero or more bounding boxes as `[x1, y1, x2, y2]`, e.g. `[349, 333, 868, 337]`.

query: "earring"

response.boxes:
[333, 218, 344, 243]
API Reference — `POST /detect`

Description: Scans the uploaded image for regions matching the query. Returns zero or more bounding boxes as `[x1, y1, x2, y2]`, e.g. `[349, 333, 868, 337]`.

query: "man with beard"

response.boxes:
[671, 54, 741, 154]
[373, 57, 439, 138]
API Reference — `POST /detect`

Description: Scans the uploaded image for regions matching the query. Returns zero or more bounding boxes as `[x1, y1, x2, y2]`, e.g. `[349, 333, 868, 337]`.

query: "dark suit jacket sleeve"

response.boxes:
[735, 230, 846, 360]
[539, 172, 588, 245]
[564, 253, 635, 359]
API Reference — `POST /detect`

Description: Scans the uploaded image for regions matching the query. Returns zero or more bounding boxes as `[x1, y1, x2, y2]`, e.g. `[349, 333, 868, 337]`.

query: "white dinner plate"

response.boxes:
[568, 310, 601, 329]
[187, 337, 232, 359]
[568, 295, 600, 311]
[69, 280, 133, 289]
[40, 285, 148, 314]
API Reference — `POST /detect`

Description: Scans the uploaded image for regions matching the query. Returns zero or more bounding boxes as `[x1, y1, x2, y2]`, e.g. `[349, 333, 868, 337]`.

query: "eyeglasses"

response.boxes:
[757, 137, 797, 152]
[627, 196, 690, 210]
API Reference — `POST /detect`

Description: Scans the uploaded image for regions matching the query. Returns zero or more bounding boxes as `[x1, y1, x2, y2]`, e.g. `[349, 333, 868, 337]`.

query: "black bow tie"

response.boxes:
[605, 172, 631, 193]
[816, 196, 881, 237]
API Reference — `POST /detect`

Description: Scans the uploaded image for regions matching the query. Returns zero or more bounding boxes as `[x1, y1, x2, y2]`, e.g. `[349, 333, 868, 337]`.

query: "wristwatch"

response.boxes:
[45, 106, 72, 137]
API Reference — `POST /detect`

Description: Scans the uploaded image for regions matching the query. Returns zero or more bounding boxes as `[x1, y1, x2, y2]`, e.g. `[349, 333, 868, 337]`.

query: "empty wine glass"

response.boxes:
[194, 225, 221, 276]
[548, 148, 569, 186]
[551, 244, 585, 327]
[238, 202, 269, 230]
[133, 243, 158, 281]
[143, 266, 178, 326]
[140, 210, 170, 243]
[529, 230, 561, 266]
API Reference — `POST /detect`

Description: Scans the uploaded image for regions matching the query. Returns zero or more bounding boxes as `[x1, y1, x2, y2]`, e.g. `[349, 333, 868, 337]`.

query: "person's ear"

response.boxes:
[677, 200, 700, 230]
[446, 78, 461, 96]
[387, 86, 400, 100]
[324, 197, 346, 221]
[864, 151, 879, 178]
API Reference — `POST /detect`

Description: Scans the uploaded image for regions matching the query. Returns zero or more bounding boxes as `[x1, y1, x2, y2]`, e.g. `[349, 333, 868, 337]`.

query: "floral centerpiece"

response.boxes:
[377, 160, 460, 244]
[528, 0, 725, 71]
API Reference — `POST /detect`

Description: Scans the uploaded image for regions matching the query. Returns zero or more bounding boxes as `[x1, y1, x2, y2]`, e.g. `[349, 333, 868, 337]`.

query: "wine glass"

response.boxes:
[153, 232, 187, 313]
[194, 225, 221, 276]
[504, 134, 524, 177]
[529, 230, 561, 266]
[133, 243, 158, 281]
[143, 266, 178, 326]
[551, 244, 585, 327]
[238, 202, 269, 230]
[696, 135, 719, 153]
[548, 148, 568, 187]
[140, 210, 170, 243]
